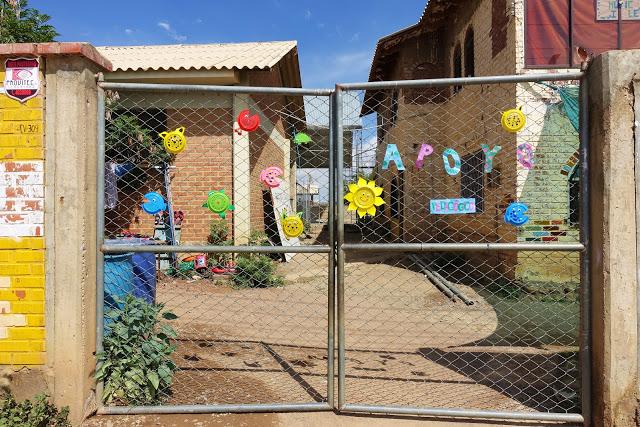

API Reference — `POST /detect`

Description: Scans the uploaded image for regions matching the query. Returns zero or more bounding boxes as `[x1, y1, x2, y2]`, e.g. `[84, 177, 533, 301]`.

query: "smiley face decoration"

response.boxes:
[237, 109, 260, 132]
[501, 106, 526, 133]
[159, 127, 187, 154]
[281, 209, 304, 239]
[141, 192, 167, 215]
[202, 190, 235, 219]
[504, 202, 529, 226]
[345, 177, 385, 218]
[260, 166, 283, 188]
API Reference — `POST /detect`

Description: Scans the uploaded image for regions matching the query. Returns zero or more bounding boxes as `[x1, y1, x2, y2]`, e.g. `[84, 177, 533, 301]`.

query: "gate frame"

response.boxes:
[95, 80, 336, 415]
[94, 72, 591, 424]
[333, 72, 590, 425]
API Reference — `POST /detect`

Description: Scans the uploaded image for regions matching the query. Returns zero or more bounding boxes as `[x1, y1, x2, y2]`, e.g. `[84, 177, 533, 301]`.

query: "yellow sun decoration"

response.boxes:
[345, 178, 385, 218]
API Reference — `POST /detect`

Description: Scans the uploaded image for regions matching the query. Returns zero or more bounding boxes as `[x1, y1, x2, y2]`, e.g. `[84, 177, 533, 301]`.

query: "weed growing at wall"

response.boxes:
[0, 392, 70, 427]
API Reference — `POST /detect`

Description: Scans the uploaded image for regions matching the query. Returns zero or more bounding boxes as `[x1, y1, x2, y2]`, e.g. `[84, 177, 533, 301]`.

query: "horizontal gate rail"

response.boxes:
[98, 402, 331, 415]
[336, 72, 583, 90]
[340, 404, 584, 423]
[99, 81, 333, 96]
[101, 244, 331, 254]
[341, 243, 585, 252]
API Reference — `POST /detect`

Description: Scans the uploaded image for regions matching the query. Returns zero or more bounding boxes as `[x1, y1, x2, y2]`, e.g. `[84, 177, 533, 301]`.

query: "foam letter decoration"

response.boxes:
[415, 144, 434, 169]
[517, 143, 534, 169]
[480, 144, 502, 173]
[442, 148, 461, 176]
[382, 144, 405, 171]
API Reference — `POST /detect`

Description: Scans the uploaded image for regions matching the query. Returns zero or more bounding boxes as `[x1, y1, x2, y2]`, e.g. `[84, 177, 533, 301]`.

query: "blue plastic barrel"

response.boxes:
[105, 238, 157, 304]
[104, 252, 134, 310]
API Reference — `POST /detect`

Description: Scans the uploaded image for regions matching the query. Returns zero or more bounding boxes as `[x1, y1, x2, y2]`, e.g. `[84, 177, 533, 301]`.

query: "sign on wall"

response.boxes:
[597, 0, 640, 20]
[4, 58, 40, 102]
[430, 198, 477, 215]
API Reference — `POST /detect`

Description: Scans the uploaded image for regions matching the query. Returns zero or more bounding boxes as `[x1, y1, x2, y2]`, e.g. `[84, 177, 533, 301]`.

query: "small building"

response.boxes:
[362, 0, 640, 282]
[96, 41, 304, 245]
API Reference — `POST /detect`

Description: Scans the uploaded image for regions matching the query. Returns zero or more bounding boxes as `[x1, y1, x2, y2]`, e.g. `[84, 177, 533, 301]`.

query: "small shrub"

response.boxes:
[248, 230, 270, 246]
[232, 255, 284, 289]
[208, 219, 232, 267]
[0, 392, 70, 427]
[96, 295, 178, 406]
[105, 114, 171, 167]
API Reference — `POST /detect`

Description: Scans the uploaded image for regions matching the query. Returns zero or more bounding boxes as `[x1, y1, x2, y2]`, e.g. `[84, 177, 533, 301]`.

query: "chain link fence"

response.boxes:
[97, 84, 334, 411]
[336, 74, 586, 422]
[96, 73, 588, 423]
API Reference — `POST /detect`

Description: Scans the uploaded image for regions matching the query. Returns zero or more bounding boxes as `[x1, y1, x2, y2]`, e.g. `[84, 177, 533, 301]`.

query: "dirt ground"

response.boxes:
[84, 411, 579, 427]
[136, 249, 577, 415]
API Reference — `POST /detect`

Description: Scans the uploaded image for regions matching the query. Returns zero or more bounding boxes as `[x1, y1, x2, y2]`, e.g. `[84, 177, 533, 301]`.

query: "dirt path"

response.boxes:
[122, 249, 577, 414]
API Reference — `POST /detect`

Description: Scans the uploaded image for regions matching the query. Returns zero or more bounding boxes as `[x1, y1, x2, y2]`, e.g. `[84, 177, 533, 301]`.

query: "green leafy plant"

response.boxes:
[248, 230, 270, 247]
[232, 254, 284, 289]
[0, 392, 70, 427]
[0, 0, 58, 43]
[96, 295, 178, 406]
[208, 219, 232, 267]
[105, 114, 171, 167]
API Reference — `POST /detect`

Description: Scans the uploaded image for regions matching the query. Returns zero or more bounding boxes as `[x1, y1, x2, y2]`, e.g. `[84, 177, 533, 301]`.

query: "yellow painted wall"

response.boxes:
[0, 65, 46, 366]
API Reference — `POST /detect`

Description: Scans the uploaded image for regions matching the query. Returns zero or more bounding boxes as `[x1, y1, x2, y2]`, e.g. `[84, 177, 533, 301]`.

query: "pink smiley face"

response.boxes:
[260, 166, 283, 188]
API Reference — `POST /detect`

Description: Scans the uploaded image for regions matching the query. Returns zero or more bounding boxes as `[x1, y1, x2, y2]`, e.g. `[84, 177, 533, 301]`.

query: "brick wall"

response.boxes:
[109, 67, 291, 245]
[0, 64, 46, 366]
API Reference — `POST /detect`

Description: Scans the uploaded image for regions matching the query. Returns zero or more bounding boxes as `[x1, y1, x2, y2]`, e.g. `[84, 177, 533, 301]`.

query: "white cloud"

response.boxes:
[195, 18, 203, 24]
[305, 9, 312, 20]
[157, 20, 187, 42]
[316, 22, 325, 29]
[304, 50, 372, 87]
[124, 28, 133, 35]
[349, 32, 360, 43]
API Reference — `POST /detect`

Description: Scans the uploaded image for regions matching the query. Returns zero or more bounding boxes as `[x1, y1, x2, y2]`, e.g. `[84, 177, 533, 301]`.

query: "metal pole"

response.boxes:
[334, 85, 346, 410]
[98, 402, 331, 415]
[579, 72, 592, 427]
[618, 0, 623, 49]
[327, 92, 336, 408]
[341, 242, 584, 252]
[341, 404, 584, 423]
[99, 81, 333, 97]
[101, 244, 331, 254]
[95, 77, 106, 409]
[337, 72, 584, 91]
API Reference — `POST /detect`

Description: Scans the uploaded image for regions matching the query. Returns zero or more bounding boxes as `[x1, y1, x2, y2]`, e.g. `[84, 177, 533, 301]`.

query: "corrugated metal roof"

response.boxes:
[96, 41, 297, 72]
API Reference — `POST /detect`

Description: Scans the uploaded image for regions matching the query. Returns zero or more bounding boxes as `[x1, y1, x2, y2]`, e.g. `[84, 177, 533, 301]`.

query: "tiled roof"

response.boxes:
[96, 41, 297, 72]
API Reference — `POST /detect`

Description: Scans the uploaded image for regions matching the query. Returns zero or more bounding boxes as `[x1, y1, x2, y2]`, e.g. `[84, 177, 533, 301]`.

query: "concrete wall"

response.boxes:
[587, 49, 640, 427]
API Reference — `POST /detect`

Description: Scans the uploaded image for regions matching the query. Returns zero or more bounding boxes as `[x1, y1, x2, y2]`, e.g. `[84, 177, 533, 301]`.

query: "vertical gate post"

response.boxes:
[334, 85, 346, 410]
[587, 50, 640, 427]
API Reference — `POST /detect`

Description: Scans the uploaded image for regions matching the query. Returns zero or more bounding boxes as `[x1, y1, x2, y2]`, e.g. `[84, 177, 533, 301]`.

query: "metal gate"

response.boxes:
[96, 72, 589, 424]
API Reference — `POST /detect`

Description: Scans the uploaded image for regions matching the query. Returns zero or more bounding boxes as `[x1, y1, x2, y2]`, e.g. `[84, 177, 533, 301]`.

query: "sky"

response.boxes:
[31, 0, 426, 88]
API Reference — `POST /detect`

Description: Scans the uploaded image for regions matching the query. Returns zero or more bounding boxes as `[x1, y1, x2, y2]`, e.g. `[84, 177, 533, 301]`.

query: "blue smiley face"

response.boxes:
[504, 202, 529, 226]
[141, 192, 167, 215]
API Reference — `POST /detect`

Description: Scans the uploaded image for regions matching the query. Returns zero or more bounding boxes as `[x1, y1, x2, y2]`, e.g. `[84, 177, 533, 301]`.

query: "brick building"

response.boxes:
[361, 0, 640, 282]
[97, 42, 304, 245]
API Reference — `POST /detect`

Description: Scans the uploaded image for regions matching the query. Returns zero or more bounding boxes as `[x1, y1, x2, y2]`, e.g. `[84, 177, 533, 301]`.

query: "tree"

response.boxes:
[0, 0, 58, 43]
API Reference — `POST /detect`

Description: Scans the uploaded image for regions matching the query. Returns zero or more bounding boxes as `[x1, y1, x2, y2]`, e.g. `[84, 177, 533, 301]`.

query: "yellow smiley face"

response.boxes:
[501, 107, 526, 133]
[160, 127, 187, 154]
[354, 186, 375, 209]
[282, 215, 304, 238]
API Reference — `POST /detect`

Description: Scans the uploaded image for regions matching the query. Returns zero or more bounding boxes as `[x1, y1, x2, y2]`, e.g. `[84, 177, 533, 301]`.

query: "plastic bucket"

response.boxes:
[105, 238, 157, 304]
[104, 252, 134, 310]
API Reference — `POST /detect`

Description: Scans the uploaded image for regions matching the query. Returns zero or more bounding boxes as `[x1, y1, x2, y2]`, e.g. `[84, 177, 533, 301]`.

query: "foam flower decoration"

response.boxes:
[345, 177, 384, 218]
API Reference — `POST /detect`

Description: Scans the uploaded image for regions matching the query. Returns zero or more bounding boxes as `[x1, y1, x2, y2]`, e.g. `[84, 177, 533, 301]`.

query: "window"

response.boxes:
[390, 177, 400, 218]
[568, 165, 580, 226]
[464, 27, 475, 77]
[390, 90, 399, 125]
[453, 43, 462, 93]
[488, 166, 501, 189]
[461, 150, 484, 212]
[491, 0, 509, 57]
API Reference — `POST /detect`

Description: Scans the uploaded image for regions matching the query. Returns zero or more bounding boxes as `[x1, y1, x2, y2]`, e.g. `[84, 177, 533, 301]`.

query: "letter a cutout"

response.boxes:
[382, 144, 405, 171]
